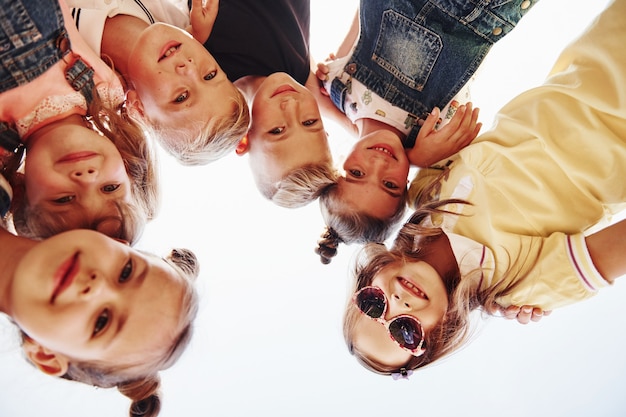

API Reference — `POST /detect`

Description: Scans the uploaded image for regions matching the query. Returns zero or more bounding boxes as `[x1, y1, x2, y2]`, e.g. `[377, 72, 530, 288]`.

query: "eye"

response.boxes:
[101, 184, 120, 193]
[52, 195, 75, 204]
[349, 169, 364, 178]
[302, 119, 318, 127]
[93, 309, 110, 336]
[204, 70, 217, 80]
[268, 127, 285, 135]
[119, 259, 133, 283]
[383, 180, 399, 189]
[174, 91, 189, 103]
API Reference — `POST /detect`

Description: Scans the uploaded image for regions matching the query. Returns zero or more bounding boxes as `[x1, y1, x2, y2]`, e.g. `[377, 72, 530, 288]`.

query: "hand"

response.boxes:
[488, 303, 552, 324]
[316, 61, 331, 84]
[406, 102, 481, 167]
[189, 0, 219, 44]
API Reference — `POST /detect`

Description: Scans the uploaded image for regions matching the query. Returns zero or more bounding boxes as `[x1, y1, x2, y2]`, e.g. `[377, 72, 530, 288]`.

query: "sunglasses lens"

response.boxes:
[355, 287, 386, 318]
[388, 317, 423, 351]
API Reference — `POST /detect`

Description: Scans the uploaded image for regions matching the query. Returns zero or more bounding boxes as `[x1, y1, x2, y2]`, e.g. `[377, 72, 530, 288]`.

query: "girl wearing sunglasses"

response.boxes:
[343, 0, 626, 376]
[0, 226, 199, 417]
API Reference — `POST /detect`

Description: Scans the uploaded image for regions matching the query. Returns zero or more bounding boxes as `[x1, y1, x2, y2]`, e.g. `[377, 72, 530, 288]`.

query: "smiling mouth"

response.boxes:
[271, 84, 297, 98]
[367, 144, 397, 160]
[57, 152, 98, 164]
[51, 252, 80, 303]
[158, 42, 181, 62]
[398, 277, 428, 300]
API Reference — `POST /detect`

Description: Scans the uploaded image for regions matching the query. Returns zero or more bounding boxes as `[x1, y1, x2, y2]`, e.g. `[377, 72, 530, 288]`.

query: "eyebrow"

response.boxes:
[344, 176, 403, 198]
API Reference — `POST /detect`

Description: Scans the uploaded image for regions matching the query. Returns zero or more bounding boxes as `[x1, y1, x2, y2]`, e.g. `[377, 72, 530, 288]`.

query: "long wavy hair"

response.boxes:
[343, 200, 522, 375]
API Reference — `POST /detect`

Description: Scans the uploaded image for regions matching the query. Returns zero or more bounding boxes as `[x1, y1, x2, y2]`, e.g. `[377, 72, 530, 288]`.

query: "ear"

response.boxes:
[235, 135, 249, 156]
[22, 337, 69, 377]
[124, 90, 146, 120]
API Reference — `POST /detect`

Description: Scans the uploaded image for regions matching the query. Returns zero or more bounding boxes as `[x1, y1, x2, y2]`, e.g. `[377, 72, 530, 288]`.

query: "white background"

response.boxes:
[2, 0, 625, 416]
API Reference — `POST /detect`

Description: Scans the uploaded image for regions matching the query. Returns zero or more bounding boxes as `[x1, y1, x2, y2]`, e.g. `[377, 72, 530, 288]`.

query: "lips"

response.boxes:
[57, 152, 98, 164]
[271, 84, 297, 98]
[158, 42, 181, 62]
[398, 277, 428, 300]
[51, 252, 80, 303]
[367, 143, 397, 160]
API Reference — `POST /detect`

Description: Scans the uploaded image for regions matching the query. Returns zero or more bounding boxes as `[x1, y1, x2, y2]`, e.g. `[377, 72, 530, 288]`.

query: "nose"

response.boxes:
[70, 166, 98, 183]
[279, 97, 296, 111]
[389, 293, 412, 314]
[176, 58, 198, 76]
[79, 272, 104, 298]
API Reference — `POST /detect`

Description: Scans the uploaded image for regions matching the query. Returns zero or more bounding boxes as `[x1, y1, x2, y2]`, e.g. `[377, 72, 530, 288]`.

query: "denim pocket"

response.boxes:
[372, 10, 442, 92]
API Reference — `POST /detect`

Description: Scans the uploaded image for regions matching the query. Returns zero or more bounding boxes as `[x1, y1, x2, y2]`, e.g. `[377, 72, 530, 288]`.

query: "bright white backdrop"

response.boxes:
[2, 0, 625, 416]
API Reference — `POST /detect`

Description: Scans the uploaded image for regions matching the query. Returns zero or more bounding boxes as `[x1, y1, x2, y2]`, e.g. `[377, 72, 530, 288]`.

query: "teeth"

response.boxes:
[400, 278, 427, 299]
[371, 147, 393, 157]
[162, 46, 178, 59]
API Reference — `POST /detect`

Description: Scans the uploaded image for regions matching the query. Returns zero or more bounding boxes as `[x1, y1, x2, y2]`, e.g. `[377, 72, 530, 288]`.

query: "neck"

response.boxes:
[234, 76, 267, 102]
[0, 229, 36, 316]
[101, 15, 149, 78]
[357, 118, 406, 140]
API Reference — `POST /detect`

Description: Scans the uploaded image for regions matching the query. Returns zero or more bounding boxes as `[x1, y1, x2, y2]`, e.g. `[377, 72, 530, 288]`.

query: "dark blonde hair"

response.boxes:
[139, 87, 250, 166]
[343, 201, 522, 375]
[11, 87, 159, 244]
[22, 248, 199, 417]
[259, 163, 338, 208]
[315, 184, 408, 264]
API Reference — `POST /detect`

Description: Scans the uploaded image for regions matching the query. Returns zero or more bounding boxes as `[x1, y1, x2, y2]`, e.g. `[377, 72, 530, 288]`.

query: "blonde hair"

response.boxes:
[344, 201, 523, 375]
[22, 248, 199, 417]
[315, 184, 408, 264]
[139, 87, 250, 166]
[259, 163, 338, 208]
[12, 87, 159, 244]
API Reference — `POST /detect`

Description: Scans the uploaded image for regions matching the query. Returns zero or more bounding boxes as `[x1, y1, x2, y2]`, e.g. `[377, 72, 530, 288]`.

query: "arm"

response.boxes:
[586, 218, 626, 283]
[188, 0, 219, 44]
[305, 71, 359, 138]
[406, 103, 481, 167]
[335, 10, 360, 59]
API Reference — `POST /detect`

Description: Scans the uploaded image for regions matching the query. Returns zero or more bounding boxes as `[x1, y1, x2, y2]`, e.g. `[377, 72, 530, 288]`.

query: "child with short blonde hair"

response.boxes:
[67, 0, 251, 165]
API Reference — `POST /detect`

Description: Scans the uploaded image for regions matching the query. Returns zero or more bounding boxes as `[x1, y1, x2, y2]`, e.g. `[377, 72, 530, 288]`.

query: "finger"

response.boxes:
[316, 69, 329, 82]
[420, 107, 440, 134]
[530, 307, 547, 322]
[502, 305, 520, 320]
[516, 306, 533, 325]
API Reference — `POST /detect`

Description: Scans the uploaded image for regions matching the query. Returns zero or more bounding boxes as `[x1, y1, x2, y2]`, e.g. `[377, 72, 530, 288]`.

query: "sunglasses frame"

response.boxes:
[353, 286, 426, 357]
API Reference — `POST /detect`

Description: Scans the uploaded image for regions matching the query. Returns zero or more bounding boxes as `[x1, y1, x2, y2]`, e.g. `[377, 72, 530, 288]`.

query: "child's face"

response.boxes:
[10, 229, 188, 367]
[353, 261, 448, 368]
[338, 130, 409, 219]
[24, 124, 132, 233]
[246, 72, 331, 185]
[127, 23, 239, 131]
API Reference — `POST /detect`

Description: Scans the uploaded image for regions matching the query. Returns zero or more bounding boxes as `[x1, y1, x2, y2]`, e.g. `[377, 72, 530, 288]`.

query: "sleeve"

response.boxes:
[494, 231, 611, 311]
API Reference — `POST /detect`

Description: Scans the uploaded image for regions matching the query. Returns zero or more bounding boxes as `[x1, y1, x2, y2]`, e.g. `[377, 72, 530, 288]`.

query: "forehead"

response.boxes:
[336, 178, 401, 219]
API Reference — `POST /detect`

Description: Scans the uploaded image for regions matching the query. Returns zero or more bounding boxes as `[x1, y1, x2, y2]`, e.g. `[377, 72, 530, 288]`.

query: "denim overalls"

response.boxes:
[0, 0, 94, 154]
[328, 0, 537, 147]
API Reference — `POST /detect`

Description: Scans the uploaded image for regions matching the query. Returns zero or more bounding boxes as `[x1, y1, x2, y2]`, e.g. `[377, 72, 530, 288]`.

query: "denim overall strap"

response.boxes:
[64, 54, 95, 104]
